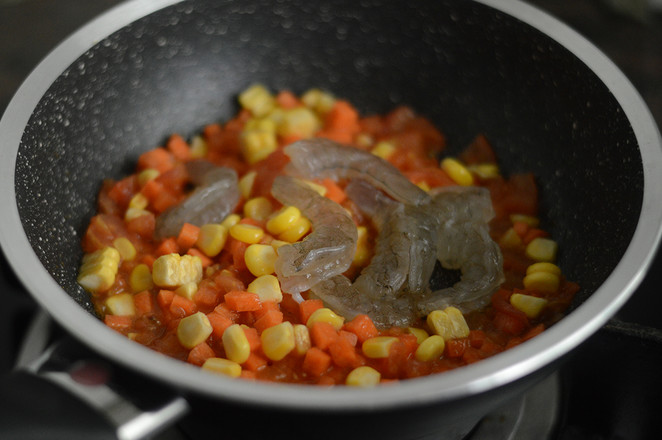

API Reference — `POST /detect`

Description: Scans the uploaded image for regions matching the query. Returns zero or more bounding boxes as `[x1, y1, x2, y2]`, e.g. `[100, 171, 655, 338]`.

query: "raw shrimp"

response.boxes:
[310, 180, 438, 328]
[417, 186, 504, 315]
[271, 175, 358, 297]
[284, 138, 430, 206]
[155, 163, 239, 239]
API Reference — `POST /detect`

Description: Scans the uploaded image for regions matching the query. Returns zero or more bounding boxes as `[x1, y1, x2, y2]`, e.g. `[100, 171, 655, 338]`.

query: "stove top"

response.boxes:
[1, 1, 662, 439]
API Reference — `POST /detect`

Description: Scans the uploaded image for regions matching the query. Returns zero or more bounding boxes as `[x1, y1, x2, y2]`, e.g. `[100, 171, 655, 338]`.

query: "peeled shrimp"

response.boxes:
[284, 138, 430, 206]
[271, 175, 358, 296]
[417, 186, 504, 315]
[155, 163, 239, 239]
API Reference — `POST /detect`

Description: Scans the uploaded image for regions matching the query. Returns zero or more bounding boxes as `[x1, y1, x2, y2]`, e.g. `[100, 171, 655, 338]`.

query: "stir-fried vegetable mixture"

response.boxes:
[79, 85, 579, 386]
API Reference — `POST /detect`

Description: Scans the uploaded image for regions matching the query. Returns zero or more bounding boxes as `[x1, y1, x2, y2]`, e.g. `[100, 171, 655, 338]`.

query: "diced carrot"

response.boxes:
[343, 314, 378, 344]
[279, 293, 301, 323]
[177, 223, 200, 250]
[151, 189, 181, 214]
[155, 237, 179, 257]
[462, 347, 483, 365]
[157, 289, 175, 311]
[302, 347, 332, 377]
[134, 290, 154, 316]
[493, 312, 528, 336]
[243, 326, 261, 351]
[254, 300, 279, 319]
[170, 294, 198, 319]
[240, 370, 257, 380]
[228, 238, 249, 272]
[275, 90, 301, 109]
[328, 337, 359, 368]
[320, 178, 346, 204]
[224, 291, 261, 312]
[213, 303, 240, 321]
[167, 134, 191, 161]
[445, 338, 469, 358]
[238, 311, 256, 327]
[141, 254, 156, 269]
[243, 353, 268, 372]
[82, 214, 128, 253]
[212, 270, 246, 293]
[512, 221, 530, 238]
[187, 342, 215, 366]
[126, 212, 156, 239]
[140, 178, 164, 203]
[137, 147, 176, 173]
[193, 280, 221, 311]
[254, 309, 284, 333]
[458, 134, 497, 165]
[207, 311, 233, 339]
[299, 299, 324, 325]
[279, 134, 304, 147]
[157, 164, 188, 195]
[310, 322, 339, 351]
[104, 315, 132, 332]
[107, 175, 137, 209]
[468, 330, 486, 349]
[325, 100, 359, 131]
[339, 330, 358, 347]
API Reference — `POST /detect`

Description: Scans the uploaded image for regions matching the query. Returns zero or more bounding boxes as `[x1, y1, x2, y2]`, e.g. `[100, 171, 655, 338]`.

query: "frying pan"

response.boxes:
[1, 0, 661, 438]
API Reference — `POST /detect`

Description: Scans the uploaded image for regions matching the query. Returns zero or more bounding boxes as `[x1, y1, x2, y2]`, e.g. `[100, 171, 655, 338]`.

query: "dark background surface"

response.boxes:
[1, 1, 661, 439]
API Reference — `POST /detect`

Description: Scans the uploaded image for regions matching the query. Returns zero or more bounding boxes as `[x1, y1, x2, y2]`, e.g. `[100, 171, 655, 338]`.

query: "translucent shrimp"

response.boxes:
[310, 180, 438, 328]
[417, 186, 504, 315]
[155, 163, 239, 239]
[284, 138, 430, 206]
[271, 175, 358, 296]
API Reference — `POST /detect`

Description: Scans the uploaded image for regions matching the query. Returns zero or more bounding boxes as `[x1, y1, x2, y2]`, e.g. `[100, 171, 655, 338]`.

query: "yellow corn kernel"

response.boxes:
[523, 271, 560, 293]
[278, 216, 311, 243]
[271, 239, 289, 252]
[202, 357, 242, 378]
[128, 193, 149, 210]
[266, 206, 302, 236]
[189, 135, 208, 159]
[238, 170, 257, 199]
[510, 214, 540, 228]
[526, 262, 562, 276]
[229, 223, 265, 244]
[124, 208, 152, 222]
[371, 140, 397, 160]
[243, 197, 273, 222]
[407, 327, 429, 344]
[277, 107, 321, 139]
[152, 253, 203, 288]
[241, 128, 278, 165]
[293, 324, 312, 356]
[266, 107, 286, 127]
[510, 293, 549, 319]
[261, 321, 296, 361]
[78, 247, 121, 293]
[129, 263, 154, 293]
[244, 244, 277, 277]
[196, 224, 228, 258]
[499, 227, 522, 248]
[137, 168, 160, 187]
[222, 324, 251, 364]
[175, 282, 198, 301]
[105, 293, 136, 316]
[238, 84, 276, 118]
[356, 133, 374, 149]
[417, 181, 431, 192]
[427, 307, 470, 340]
[301, 88, 336, 114]
[221, 214, 241, 229]
[112, 237, 136, 261]
[300, 179, 327, 197]
[415, 335, 446, 362]
[467, 163, 500, 179]
[177, 312, 213, 349]
[441, 157, 474, 186]
[362, 336, 398, 359]
[526, 238, 558, 262]
[353, 225, 371, 267]
[247, 274, 283, 303]
[346, 366, 381, 387]
[306, 307, 345, 331]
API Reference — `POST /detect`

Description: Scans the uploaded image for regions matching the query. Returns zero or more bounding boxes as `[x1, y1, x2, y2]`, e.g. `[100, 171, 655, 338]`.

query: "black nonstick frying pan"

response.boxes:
[1, 0, 661, 439]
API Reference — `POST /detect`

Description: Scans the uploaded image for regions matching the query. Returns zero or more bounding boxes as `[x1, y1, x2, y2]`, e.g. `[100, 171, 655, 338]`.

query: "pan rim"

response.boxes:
[1, 0, 661, 410]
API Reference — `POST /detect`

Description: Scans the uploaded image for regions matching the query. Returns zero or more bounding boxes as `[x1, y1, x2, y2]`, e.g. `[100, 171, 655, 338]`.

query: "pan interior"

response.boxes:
[14, 0, 642, 341]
